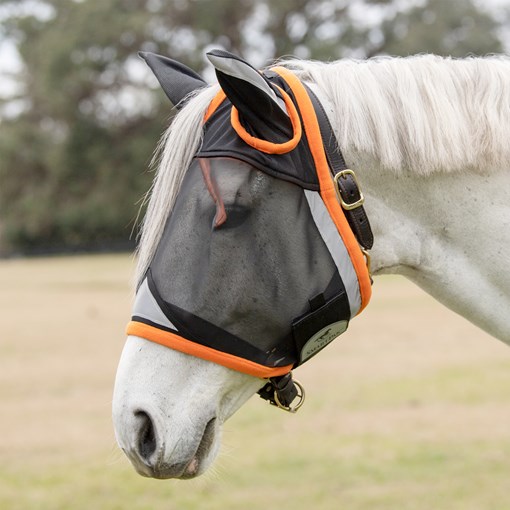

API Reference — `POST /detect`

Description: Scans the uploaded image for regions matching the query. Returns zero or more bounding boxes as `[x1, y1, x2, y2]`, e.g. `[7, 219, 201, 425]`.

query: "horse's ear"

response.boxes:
[206, 49, 293, 140]
[139, 52, 207, 108]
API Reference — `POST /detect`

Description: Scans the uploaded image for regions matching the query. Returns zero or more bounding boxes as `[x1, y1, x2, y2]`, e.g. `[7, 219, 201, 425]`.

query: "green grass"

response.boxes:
[2, 255, 510, 509]
[3, 427, 510, 510]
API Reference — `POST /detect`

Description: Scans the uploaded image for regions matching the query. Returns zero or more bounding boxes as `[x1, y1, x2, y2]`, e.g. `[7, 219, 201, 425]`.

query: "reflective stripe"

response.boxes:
[132, 277, 178, 331]
[273, 67, 371, 313]
[304, 189, 361, 317]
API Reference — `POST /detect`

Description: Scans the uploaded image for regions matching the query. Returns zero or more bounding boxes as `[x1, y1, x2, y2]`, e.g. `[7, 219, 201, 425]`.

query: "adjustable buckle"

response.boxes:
[258, 373, 306, 413]
[334, 169, 365, 211]
[273, 379, 305, 413]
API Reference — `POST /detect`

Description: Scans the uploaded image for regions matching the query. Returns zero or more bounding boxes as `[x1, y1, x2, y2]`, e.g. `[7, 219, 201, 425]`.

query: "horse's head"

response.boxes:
[112, 50, 372, 479]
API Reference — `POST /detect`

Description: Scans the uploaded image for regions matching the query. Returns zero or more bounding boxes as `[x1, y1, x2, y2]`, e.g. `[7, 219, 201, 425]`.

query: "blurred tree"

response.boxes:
[0, 0, 506, 253]
[379, 0, 504, 57]
[0, 0, 168, 252]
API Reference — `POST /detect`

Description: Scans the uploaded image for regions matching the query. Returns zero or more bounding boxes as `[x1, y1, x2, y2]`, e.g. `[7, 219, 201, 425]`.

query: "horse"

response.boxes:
[112, 49, 510, 480]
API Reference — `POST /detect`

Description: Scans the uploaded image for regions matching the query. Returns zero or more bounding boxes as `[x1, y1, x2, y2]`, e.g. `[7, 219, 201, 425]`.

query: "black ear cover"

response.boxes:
[206, 49, 293, 141]
[139, 52, 207, 108]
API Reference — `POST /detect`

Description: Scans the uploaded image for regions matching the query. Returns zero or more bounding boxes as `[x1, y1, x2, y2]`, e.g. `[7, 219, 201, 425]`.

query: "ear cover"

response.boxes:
[206, 49, 293, 142]
[139, 51, 207, 108]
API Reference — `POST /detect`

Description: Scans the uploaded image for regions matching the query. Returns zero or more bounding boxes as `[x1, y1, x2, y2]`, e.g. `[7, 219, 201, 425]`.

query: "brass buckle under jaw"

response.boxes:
[258, 373, 306, 413]
[334, 169, 365, 211]
[273, 380, 305, 413]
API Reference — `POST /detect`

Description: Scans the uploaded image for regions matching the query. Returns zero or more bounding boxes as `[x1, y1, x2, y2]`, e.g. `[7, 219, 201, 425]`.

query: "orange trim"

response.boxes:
[204, 90, 227, 123]
[126, 321, 293, 378]
[230, 86, 302, 154]
[272, 67, 372, 313]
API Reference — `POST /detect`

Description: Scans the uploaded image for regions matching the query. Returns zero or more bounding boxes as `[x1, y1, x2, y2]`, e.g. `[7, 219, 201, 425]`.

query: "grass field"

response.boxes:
[2, 254, 510, 509]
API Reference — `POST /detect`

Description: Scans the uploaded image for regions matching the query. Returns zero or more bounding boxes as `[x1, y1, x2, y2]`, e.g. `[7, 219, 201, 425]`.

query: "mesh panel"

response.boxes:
[149, 157, 345, 359]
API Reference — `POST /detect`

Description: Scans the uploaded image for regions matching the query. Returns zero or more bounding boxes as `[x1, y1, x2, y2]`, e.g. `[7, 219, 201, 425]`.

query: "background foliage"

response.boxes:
[0, 0, 507, 254]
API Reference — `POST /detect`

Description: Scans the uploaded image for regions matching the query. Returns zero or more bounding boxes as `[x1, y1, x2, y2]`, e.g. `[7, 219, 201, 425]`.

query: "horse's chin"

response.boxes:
[178, 417, 220, 479]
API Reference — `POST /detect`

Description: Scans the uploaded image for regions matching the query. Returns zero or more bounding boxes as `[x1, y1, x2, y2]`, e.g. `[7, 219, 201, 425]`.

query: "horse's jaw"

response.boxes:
[112, 336, 262, 479]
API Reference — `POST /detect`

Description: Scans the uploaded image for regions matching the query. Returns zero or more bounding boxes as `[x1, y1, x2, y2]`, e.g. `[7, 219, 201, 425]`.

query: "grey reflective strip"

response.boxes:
[133, 277, 178, 331]
[304, 189, 361, 317]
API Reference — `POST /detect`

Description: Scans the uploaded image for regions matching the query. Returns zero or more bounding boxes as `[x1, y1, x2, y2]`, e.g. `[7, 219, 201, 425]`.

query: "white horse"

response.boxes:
[113, 52, 510, 479]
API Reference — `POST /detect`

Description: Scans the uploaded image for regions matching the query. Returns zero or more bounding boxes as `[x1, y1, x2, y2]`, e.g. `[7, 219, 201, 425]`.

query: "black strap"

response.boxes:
[258, 373, 298, 408]
[335, 172, 374, 249]
[306, 86, 374, 250]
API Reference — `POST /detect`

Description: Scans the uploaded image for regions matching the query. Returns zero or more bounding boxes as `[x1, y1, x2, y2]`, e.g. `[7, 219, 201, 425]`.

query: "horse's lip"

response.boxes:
[180, 417, 217, 479]
[139, 416, 217, 480]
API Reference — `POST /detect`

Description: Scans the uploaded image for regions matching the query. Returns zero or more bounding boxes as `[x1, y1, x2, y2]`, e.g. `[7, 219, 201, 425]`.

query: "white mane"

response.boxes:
[284, 54, 510, 176]
[136, 54, 510, 282]
[136, 85, 219, 283]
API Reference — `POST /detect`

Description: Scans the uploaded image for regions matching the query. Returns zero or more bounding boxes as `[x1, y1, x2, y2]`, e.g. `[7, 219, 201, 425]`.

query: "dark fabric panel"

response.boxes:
[291, 290, 351, 363]
[198, 97, 321, 191]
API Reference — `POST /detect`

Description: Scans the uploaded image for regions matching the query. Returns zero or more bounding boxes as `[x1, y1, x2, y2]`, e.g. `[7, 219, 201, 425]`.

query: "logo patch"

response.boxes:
[299, 321, 348, 363]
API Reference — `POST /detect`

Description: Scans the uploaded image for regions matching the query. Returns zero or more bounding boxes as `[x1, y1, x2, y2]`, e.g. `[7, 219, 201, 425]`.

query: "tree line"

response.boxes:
[0, 0, 506, 254]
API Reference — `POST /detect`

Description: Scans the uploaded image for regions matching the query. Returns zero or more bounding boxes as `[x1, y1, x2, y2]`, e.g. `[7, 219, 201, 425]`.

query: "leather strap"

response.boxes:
[335, 172, 374, 249]
[306, 86, 374, 250]
[258, 372, 298, 407]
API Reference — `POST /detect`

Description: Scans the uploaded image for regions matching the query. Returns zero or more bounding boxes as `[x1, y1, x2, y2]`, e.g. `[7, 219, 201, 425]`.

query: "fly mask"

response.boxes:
[127, 50, 373, 411]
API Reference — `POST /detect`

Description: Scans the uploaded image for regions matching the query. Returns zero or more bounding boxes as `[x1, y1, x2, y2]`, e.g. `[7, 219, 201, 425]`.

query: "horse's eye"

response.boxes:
[214, 205, 251, 230]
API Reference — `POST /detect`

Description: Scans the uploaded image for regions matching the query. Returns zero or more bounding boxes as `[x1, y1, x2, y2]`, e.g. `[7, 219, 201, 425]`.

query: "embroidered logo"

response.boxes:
[299, 321, 348, 363]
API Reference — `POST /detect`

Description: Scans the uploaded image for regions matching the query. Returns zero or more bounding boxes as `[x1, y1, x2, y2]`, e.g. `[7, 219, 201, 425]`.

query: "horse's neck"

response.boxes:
[306, 80, 510, 342]
[349, 151, 510, 344]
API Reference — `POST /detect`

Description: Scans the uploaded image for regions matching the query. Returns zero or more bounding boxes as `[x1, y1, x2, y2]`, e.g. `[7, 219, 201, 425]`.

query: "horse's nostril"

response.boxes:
[135, 411, 157, 461]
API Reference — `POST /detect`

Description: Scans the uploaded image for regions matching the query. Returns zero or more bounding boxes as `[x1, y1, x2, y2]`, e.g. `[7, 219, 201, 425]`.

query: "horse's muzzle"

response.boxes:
[119, 408, 218, 479]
